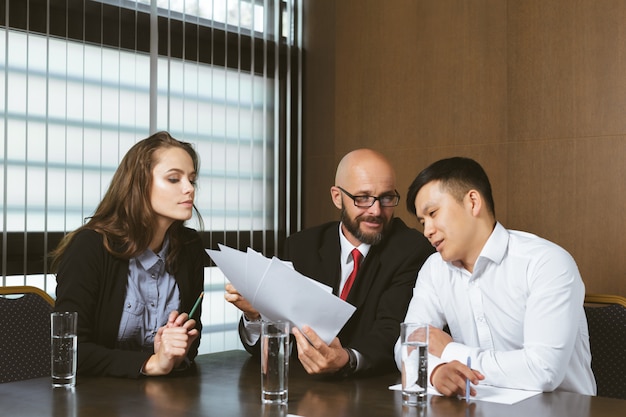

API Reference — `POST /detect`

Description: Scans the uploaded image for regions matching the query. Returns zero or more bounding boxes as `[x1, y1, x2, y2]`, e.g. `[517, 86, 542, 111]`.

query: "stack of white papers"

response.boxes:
[207, 244, 356, 344]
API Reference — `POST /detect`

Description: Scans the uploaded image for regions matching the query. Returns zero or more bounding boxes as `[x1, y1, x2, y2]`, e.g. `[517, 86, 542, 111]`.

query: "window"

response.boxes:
[99, 0, 267, 34]
[0, 0, 302, 353]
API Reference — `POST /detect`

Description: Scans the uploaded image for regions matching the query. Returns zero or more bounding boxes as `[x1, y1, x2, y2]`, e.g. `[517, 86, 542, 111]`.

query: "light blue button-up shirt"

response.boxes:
[116, 238, 180, 351]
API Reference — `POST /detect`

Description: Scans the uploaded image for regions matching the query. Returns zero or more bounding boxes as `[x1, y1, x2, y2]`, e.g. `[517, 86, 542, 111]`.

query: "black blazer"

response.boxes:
[54, 227, 209, 378]
[242, 217, 434, 375]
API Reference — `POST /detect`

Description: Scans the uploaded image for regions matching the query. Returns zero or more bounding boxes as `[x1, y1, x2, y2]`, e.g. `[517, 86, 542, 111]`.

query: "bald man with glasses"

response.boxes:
[225, 149, 433, 377]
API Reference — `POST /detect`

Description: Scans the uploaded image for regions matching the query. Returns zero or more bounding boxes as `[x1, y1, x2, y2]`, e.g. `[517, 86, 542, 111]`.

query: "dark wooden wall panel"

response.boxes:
[301, 0, 338, 224]
[303, 0, 626, 296]
[506, 1, 626, 295]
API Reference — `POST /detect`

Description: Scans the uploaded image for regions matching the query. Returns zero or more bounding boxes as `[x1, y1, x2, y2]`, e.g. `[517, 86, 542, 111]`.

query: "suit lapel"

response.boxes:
[346, 246, 381, 308]
[175, 252, 192, 311]
[319, 226, 342, 295]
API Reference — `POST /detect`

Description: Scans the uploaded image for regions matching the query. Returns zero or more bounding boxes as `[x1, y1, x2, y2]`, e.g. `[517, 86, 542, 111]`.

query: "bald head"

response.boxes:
[331, 149, 397, 246]
[335, 149, 396, 188]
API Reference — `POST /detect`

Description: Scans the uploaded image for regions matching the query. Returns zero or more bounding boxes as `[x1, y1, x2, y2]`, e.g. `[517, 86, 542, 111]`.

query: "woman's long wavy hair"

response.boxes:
[50, 131, 203, 274]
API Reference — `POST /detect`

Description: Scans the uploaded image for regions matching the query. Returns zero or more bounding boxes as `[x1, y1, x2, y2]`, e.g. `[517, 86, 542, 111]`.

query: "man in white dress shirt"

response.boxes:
[395, 157, 596, 397]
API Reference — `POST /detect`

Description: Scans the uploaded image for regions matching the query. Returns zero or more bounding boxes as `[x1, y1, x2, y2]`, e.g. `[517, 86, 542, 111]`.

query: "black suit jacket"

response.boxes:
[54, 228, 209, 378]
[241, 217, 434, 375]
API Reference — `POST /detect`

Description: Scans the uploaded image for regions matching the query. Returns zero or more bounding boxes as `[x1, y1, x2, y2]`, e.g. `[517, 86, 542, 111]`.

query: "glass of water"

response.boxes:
[261, 320, 290, 405]
[400, 322, 428, 406]
[51, 312, 78, 388]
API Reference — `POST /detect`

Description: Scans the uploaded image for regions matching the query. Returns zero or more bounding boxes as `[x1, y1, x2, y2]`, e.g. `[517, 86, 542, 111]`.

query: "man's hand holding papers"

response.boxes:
[292, 325, 351, 374]
[224, 283, 260, 321]
[209, 244, 356, 345]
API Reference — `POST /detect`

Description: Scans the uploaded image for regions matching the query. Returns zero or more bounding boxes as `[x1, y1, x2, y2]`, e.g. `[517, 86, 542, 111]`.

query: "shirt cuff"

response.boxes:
[241, 314, 262, 345]
[440, 341, 472, 364]
[353, 349, 365, 372]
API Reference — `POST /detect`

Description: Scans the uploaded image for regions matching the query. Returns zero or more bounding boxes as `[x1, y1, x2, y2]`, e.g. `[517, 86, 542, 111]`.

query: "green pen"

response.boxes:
[188, 291, 204, 319]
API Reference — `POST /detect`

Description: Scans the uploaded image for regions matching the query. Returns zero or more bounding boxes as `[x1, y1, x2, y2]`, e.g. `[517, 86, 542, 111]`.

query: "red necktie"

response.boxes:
[340, 248, 362, 300]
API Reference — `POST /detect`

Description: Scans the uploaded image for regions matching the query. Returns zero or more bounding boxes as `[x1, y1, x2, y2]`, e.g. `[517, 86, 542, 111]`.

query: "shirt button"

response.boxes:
[126, 303, 131, 308]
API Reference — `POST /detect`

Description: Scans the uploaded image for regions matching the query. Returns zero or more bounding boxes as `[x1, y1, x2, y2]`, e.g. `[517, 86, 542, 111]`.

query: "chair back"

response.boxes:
[0, 285, 54, 383]
[584, 294, 626, 400]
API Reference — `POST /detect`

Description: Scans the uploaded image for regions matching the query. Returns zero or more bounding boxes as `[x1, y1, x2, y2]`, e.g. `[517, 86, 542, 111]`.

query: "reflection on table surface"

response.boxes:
[1, 350, 624, 417]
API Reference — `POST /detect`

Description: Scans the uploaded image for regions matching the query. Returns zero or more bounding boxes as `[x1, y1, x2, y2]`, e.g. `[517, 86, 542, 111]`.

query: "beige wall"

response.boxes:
[302, 0, 626, 296]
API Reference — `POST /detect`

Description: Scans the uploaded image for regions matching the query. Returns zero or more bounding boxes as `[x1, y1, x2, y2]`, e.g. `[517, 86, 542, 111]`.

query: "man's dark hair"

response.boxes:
[406, 157, 495, 217]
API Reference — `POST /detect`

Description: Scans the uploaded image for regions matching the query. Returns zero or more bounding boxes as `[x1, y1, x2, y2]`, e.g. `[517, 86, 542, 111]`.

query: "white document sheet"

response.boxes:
[388, 383, 542, 405]
[245, 247, 272, 297]
[207, 245, 252, 298]
[207, 245, 356, 344]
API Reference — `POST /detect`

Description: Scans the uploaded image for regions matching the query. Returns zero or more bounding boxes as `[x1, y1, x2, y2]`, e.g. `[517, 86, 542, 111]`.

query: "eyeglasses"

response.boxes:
[337, 186, 400, 208]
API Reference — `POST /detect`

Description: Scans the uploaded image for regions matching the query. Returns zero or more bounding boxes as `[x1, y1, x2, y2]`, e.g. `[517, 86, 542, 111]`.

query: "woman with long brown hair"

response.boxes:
[52, 131, 209, 378]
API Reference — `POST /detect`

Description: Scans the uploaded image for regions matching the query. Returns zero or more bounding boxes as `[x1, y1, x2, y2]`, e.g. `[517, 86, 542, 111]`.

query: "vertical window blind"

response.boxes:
[0, 0, 302, 354]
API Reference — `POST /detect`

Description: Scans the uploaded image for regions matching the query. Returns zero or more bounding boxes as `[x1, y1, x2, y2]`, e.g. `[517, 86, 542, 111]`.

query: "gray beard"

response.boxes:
[340, 207, 390, 245]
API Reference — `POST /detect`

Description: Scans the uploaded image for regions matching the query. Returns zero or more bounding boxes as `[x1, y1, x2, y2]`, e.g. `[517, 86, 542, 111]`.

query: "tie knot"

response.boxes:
[351, 248, 362, 264]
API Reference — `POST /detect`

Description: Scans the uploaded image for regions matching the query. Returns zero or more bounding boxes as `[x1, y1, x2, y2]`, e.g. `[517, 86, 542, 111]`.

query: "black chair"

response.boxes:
[584, 294, 626, 400]
[0, 285, 55, 383]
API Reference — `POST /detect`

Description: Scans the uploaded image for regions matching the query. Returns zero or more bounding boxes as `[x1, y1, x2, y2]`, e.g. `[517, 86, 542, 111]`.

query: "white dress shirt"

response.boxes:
[394, 222, 596, 395]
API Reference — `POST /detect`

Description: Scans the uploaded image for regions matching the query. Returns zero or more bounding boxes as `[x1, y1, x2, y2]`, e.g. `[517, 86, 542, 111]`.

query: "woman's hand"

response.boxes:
[144, 311, 199, 376]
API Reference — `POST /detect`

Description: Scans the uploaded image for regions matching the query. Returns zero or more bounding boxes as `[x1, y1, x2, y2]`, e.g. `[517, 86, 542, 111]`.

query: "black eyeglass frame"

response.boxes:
[336, 186, 401, 208]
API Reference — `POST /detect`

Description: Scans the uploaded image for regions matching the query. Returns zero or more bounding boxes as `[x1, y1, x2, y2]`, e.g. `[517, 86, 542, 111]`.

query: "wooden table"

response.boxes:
[1, 350, 624, 417]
